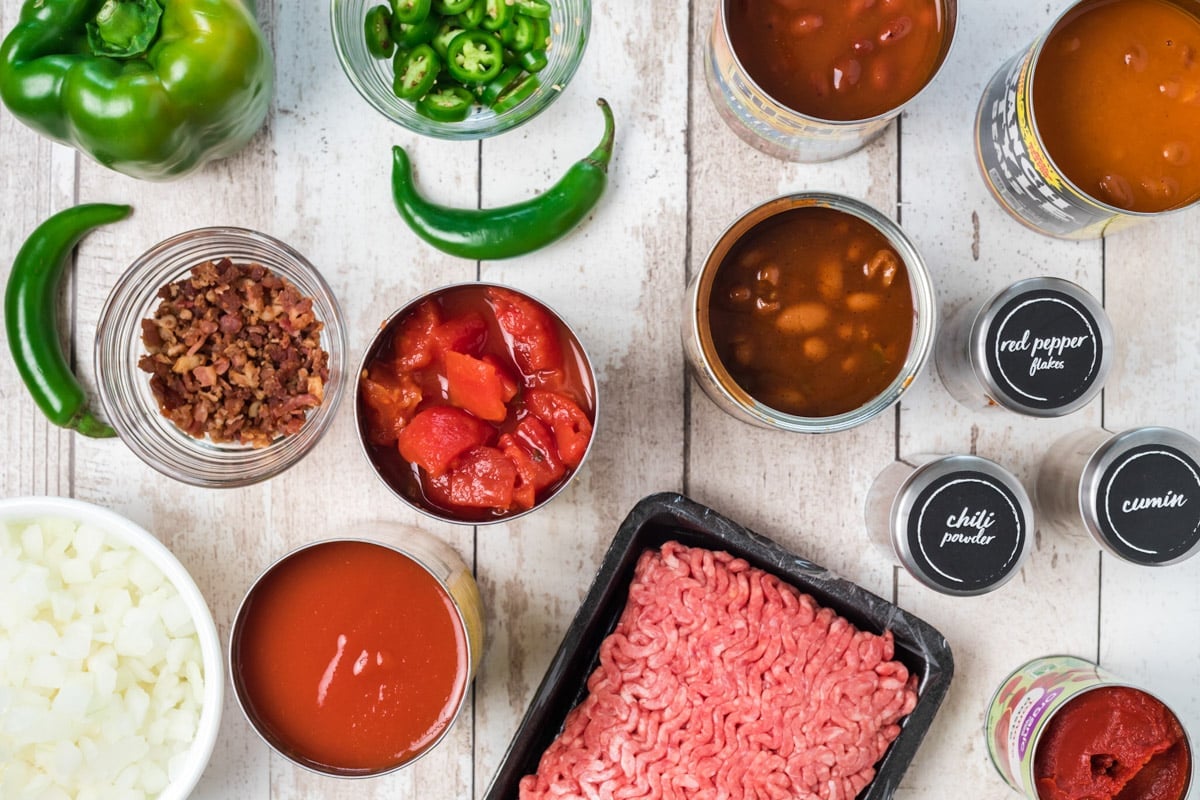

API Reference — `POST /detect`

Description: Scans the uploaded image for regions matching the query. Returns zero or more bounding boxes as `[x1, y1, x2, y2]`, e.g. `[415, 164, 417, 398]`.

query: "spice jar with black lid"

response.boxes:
[865, 454, 1035, 596]
[1036, 427, 1200, 566]
[936, 277, 1113, 416]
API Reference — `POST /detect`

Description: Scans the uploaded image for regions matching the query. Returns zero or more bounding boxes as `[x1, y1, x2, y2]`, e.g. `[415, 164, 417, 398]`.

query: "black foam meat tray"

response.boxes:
[483, 492, 955, 800]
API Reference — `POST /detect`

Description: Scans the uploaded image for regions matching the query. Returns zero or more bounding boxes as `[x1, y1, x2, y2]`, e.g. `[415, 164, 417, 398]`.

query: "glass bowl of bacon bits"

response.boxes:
[95, 228, 347, 488]
[356, 283, 597, 524]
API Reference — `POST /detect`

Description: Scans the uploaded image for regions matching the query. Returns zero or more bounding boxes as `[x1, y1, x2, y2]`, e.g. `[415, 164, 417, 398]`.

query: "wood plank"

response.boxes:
[1099, 211, 1200, 737]
[472, 0, 692, 790]
[892, 2, 1106, 797]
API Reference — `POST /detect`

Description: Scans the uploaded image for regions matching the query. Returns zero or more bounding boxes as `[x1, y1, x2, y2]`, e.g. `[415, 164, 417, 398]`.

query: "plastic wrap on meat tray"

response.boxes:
[483, 492, 955, 800]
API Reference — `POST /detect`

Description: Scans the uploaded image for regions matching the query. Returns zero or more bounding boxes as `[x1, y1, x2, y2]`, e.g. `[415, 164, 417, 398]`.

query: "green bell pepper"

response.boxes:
[0, 0, 274, 181]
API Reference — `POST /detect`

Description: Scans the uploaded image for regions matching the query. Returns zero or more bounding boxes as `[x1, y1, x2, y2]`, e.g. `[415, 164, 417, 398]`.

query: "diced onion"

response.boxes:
[0, 518, 204, 799]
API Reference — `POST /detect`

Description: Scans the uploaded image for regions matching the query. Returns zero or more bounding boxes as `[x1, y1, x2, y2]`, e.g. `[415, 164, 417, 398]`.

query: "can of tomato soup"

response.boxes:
[986, 656, 1193, 800]
[706, 0, 957, 162]
[976, 0, 1200, 238]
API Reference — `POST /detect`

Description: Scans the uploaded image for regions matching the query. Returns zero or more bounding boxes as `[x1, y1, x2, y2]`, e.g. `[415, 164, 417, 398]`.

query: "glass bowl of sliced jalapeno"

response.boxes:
[331, 0, 589, 137]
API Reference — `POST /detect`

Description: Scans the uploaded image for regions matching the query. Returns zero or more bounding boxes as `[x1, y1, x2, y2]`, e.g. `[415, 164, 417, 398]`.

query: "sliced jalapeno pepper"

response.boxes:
[493, 72, 539, 112]
[393, 13, 439, 46]
[532, 15, 551, 49]
[480, 64, 521, 106]
[519, 48, 547, 73]
[432, 0, 473, 13]
[455, 0, 487, 29]
[481, 0, 512, 31]
[446, 30, 504, 84]
[432, 22, 465, 58]
[514, 0, 551, 18]
[395, 44, 441, 99]
[417, 85, 475, 122]
[365, 5, 396, 58]
[391, 0, 431, 24]
[500, 14, 538, 52]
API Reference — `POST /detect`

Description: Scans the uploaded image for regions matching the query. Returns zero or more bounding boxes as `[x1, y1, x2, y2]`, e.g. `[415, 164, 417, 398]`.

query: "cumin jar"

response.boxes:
[95, 228, 348, 487]
[683, 193, 936, 433]
[1036, 427, 1200, 566]
[706, 0, 957, 161]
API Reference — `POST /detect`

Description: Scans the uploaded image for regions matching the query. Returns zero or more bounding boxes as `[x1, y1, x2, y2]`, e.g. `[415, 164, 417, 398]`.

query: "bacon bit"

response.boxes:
[139, 258, 329, 447]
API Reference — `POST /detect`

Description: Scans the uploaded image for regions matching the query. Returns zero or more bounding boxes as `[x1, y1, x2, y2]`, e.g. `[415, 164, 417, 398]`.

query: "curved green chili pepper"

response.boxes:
[5, 203, 131, 437]
[391, 98, 615, 260]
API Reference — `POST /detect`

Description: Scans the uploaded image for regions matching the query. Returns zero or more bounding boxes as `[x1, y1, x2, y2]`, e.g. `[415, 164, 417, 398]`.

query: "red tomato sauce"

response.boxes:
[1035, 686, 1191, 800]
[359, 285, 596, 521]
[726, 0, 948, 121]
[234, 541, 469, 773]
[1033, 0, 1200, 212]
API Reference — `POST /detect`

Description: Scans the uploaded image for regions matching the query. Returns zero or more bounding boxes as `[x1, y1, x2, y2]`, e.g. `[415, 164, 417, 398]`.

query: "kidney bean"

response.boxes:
[755, 296, 781, 315]
[832, 57, 863, 91]
[846, 293, 883, 312]
[849, 0, 876, 16]
[803, 337, 830, 362]
[1122, 43, 1149, 72]
[878, 16, 913, 45]
[728, 285, 753, 304]
[1162, 141, 1192, 166]
[1097, 173, 1135, 208]
[1181, 44, 1195, 69]
[852, 38, 875, 56]
[731, 336, 755, 366]
[738, 248, 766, 269]
[1061, 36, 1082, 55]
[777, 303, 831, 334]
[792, 14, 824, 35]
[865, 249, 899, 281]
[870, 60, 890, 90]
[756, 264, 781, 286]
[1159, 79, 1181, 98]
[1138, 175, 1180, 201]
[847, 240, 867, 262]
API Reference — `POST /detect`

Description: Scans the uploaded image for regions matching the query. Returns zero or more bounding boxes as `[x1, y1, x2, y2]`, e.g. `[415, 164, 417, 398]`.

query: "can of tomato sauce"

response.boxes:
[864, 454, 1034, 595]
[707, 0, 957, 162]
[683, 193, 937, 433]
[986, 656, 1193, 800]
[935, 277, 1114, 416]
[976, 0, 1200, 238]
[1036, 427, 1200, 566]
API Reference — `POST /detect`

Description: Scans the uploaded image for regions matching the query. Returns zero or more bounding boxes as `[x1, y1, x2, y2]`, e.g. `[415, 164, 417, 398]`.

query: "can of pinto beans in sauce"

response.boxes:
[986, 656, 1193, 800]
[976, 0, 1200, 238]
[707, 0, 957, 162]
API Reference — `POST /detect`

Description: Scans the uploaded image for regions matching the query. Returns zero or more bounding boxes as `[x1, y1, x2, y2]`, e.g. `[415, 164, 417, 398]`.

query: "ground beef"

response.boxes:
[138, 258, 328, 447]
[519, 542, 919, 800]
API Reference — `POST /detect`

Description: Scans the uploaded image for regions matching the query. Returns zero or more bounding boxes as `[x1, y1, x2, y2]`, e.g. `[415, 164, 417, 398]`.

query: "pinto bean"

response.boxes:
[803, 337, 830, 362]
[846, 293, 882, 312]
[817, 260, 844, 302]
[777, 302, 831, 333]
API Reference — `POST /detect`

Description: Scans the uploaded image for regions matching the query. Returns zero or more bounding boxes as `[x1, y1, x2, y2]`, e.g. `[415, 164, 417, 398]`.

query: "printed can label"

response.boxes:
[974, 47, 1141, 239]
[985, 656, 1114, 795]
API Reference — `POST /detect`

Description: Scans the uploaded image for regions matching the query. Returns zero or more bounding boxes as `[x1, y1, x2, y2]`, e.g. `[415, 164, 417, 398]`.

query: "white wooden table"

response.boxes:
[3, 0, 1199, 797]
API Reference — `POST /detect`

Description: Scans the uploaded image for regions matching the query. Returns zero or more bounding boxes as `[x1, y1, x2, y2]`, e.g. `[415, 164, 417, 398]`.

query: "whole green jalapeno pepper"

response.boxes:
[391, 98, 615, 260]
[5, 203, 131, 437]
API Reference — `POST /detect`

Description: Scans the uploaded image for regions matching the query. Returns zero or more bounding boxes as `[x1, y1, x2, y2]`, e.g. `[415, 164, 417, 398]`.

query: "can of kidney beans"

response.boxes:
[985, 656, 1193, 800]
[975, 0, 1200, 238]
[935, 277, 1113, 417]
[865, 454, 1034, 595]
[1036, 427, 1200, 566]
[706, 0, 957, 162]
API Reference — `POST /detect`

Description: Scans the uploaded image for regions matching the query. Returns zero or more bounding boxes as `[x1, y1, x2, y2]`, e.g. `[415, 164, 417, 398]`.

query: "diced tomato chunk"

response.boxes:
[359, 370, 423, 446]
[397, 406, 494, 477]
[426, 446, 518, 510]
[526, 389, 593, 468]
[433, 311, 488, 358]
[392, 300, 441, 371]
[482, 354, 520, 402]
[487, 287, 563, 375]
[500, 416, 568, 509]
[445, 351, 512, 423]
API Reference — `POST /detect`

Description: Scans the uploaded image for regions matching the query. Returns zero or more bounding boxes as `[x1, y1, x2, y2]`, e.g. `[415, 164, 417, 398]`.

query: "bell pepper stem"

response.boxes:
[584, 98, 615, 173]
[88, 0, 164, 58]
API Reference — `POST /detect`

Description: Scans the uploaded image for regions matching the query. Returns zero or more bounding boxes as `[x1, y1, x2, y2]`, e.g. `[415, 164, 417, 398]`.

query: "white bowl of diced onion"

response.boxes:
[0, 496, 222, 800]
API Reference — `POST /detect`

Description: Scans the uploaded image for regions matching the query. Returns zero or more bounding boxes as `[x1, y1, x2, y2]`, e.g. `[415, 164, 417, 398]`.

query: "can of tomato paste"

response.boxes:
[975, 0, 1200, 238]
[865, 454, 1034, 595]
[935, 277, 1114, 417]
[706, 0, 957, 162]
[986, 656, 1193, 800]
[1036, 427, 1200, 566]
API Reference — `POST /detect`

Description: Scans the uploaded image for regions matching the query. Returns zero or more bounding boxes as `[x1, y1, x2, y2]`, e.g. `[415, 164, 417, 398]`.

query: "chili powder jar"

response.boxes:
[936, 277, 1113, 417]
[1036, 426, 1200, 566]
[865, 454, 1034, 596]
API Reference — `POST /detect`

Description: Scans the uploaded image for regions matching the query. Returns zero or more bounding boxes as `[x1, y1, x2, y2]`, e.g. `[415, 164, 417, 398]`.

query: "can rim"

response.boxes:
[966, 277, 1114, 417]
[1077, 426, 1200, 565]
[888, 454, 1035, 595]
[690, 192, 937, 434]
[715, 0, 960, 126]
[227, 534, 479, 778]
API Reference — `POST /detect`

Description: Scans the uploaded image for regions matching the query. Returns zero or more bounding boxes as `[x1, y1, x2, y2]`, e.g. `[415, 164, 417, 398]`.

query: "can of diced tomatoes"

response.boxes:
[975, 0, 1200, 239]
[706, 0, 957, 162]
[985, 656, 1193, 800]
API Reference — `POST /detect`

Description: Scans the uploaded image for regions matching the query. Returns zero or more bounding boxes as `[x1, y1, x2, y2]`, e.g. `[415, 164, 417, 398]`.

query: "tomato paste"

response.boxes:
[1034, 687, 1191, 800]
[234, 541, 470, 773]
